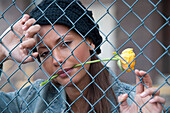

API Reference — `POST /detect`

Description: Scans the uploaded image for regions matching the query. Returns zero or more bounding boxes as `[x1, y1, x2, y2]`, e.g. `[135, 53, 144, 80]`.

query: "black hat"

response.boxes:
[30, 0, 102, 54]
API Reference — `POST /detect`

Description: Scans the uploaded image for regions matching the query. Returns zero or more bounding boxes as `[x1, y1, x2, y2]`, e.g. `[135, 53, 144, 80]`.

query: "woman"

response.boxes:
[0, 0, 165, 112]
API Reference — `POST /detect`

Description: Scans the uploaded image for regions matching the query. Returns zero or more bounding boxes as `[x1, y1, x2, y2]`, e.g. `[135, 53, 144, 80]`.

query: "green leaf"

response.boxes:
[117, 60, 124, 71]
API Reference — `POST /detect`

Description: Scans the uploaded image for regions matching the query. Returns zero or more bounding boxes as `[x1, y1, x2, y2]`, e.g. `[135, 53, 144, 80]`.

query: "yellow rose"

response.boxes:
[120, 48, 135, 72]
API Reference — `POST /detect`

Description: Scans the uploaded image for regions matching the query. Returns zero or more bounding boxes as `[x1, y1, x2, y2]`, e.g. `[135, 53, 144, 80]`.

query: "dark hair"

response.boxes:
[85, 53, 118, 112]
[30, 0, 102, 54]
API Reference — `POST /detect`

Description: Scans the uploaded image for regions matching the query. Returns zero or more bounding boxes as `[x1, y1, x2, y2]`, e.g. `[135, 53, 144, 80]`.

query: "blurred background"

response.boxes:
[0, 0, 169, 110]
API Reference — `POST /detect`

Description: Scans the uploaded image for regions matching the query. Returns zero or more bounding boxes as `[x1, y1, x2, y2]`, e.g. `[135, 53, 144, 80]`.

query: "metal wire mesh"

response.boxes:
[0, 0, 169, 113]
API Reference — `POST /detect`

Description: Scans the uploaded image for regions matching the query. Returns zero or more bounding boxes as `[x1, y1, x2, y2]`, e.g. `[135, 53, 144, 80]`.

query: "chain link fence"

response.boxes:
[0, 0, 169, 112]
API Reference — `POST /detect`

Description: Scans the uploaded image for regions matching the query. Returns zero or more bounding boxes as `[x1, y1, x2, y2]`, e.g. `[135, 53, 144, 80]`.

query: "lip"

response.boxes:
[56, 68, 73, 78]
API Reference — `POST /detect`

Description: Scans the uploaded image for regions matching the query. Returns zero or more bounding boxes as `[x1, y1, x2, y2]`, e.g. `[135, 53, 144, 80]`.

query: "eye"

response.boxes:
[61, 41, 72, 47]
[40, 51, 50, 57]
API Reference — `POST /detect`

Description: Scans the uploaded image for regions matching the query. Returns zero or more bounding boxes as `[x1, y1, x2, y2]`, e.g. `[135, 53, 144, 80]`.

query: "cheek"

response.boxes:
[42, 59, 53, 75]
[73, 45, 91, 63]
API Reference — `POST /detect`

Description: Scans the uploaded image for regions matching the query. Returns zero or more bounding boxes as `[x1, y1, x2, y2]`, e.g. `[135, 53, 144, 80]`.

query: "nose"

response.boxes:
[52, 49, 63, 67]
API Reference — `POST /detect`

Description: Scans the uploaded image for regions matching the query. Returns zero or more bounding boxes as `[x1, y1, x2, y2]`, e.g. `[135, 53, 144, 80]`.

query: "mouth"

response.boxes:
[56, 68, 73, 78]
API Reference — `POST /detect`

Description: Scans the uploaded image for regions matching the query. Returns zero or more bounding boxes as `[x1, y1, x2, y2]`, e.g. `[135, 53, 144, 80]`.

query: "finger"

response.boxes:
[20, 14, 30, 25]
[25, 24, 41, 38]
[139, 70, 152, 90]
[140, 88, 160, 98]
[135, 70, 152, 94]
[23, 52, 39, 63]
[13, 14, 29, 32]
[20, 38, 36, 49]
[135, 69, 144, 94]
[118, 94, 129, 111]
[22, 18, 36, 31]
[149, 96, 166, 105]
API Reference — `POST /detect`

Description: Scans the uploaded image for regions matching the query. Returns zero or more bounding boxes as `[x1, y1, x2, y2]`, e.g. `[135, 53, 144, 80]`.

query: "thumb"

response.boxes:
[118, 93, 129, 112]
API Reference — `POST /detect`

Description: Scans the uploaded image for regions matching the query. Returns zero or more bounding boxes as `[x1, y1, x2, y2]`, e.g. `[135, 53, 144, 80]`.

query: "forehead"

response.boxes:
[36, 24, 71, 42]
[36, 24, 85, 46]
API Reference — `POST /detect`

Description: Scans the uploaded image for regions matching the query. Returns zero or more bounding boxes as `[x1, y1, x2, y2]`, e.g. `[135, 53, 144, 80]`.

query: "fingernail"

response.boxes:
[22, 26, 27, 30]
[118, 95, 124, 103]
[122, 94, 127, 97]
[118, 94, 127, 103]
[23, 16, 28, 21]
[140, 92, 147, 97]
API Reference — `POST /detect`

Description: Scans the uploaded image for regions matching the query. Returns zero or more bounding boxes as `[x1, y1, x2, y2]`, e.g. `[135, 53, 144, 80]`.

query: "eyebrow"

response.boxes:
[37, 34, 72, 50]
[55, 34, 73, 43]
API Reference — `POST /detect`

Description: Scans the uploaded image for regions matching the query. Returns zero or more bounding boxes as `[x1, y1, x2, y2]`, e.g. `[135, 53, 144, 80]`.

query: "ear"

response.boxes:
[89, 42, 95, 51]
[86, 38, 95, 51]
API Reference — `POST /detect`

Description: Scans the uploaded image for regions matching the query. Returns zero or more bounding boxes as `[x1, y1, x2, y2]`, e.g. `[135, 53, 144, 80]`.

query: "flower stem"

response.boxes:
[40, 74, 59, 86]
[73, 58, 119, 68]
[40, 57, 119, 86]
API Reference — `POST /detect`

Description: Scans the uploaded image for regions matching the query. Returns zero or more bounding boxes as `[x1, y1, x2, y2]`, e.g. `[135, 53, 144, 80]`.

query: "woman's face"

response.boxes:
[37, 25, 94, 87]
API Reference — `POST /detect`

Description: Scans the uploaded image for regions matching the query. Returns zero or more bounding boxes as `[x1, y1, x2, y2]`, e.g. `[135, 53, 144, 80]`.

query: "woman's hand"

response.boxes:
[118, 69, 165, 113]
[0, 14, 40, 63]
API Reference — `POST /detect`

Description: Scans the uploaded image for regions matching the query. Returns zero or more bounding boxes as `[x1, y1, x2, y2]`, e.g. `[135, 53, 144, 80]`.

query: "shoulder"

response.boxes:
[0, 79, 45, 112]
[0, 79, 45, 98]
[18, 79, 47, 99]
[19, 79, 44, 94]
